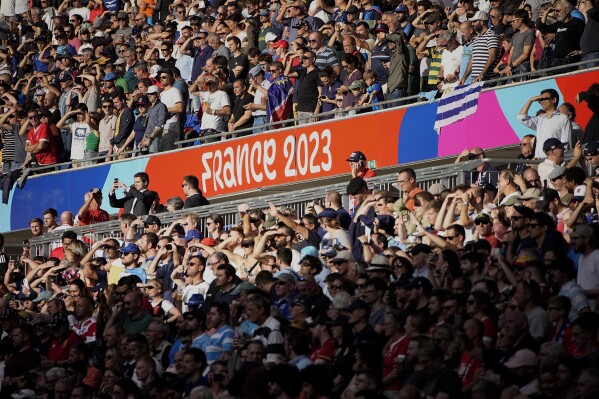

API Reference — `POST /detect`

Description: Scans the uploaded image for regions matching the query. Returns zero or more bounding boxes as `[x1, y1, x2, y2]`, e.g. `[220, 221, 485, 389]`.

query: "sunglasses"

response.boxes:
[329, 284, 343, 289]
[275, 281, 289, 286]
[474, 220, 490, 225]
[510, 216, 525, 221]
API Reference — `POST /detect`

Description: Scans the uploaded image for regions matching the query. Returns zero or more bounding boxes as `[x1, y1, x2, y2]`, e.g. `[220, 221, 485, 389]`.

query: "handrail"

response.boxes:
[24, 60, 599, 175]
[27, 155, 547, 256]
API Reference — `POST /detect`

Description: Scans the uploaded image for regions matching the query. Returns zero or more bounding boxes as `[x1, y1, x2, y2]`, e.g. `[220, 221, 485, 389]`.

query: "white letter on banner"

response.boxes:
[321, 129, 332, 171]
[237, 144, 250, 185]
[283, 135, 296, 177]
[297, 133, 308, 176]
[213, 150, 224, 191]
[223, 147, 236, 188]
[201, 151, 213, 194]
[250, 141, 263, 183]
[309, 131, 321, 173]
[264, 139, 277, 180]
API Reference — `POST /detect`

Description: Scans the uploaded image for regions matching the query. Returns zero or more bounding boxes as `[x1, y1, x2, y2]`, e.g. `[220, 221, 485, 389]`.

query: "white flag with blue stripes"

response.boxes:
[434, 82, 484, 132]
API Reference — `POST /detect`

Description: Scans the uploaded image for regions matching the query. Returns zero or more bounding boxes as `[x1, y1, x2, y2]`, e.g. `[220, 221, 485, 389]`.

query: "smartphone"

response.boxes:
[319, 95, 327, 99]
[165, 244, 173, 251]
[114, 178, 119, 183]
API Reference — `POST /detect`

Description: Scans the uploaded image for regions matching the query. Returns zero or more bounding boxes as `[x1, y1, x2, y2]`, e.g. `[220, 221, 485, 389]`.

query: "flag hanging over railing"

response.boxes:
[434, 82, 484, 132]
[267, 76, 293, 126]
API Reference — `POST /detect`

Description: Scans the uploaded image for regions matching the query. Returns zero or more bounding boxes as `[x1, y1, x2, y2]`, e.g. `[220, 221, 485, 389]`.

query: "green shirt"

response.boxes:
[122, 311, 154, 335]
[85, 130, 100, 152]
[427, 47, 443, 86]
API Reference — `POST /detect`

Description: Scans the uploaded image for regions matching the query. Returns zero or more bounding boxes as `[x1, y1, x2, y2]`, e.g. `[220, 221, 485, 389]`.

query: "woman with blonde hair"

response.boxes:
[319, 210, 351, 251]
[144, 279, 182, 323]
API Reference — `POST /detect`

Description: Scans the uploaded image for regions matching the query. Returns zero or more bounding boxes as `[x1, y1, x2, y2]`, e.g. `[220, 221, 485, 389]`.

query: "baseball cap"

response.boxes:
[547, 165, 566, 180]
[346, 151, 367, 162]
[349, 80, 364, 90]
[316, 208, 338, 219]
[346, 5, 359, 13]
[144, 215, 161, 226]
[583, 141, 599, 156]
[135, 95, 149, 106]
[185, 229, 204, 241]
[259, 9, 269, 16]
[59, 73, 73, 82]
[147, 85, 161, 94]
[344, 299, 370, 312]
[113, 58, 126, 65]
[373, 23, 389, 33]
[537, 188, 560, 209]
[32, 291, 53, 303]
[395, 4, 408, 13]
[34, 89, 46, 96]
[408, 277, 433, 294]
[103, 72, 117, 81]
[272, 40, 289, 49]
[427, 183, 446, 196]
[332, 250, 353, 263]
[474, 213, 491, 224]
[518, 188, 542, 200]
[201, 237, 218, 246]
[512, 205, 535, 219]
[469, 11, 489, 21]
[327, 315, 349, 326]
[290, 296, 312, 309]
[293, 20, 309, 28]
[571, 185, 586, 202]
[118, 243, 140, 255]
[543, 138, 566, 153]
[502, 195, 521, 206]
[249, 65, 264, 77]
[573, 224, 594, 238]
[273, 270, 297, 284]
[409, 243, 432, 256]
[264, 32, 278, 42]
[347, 177, 369, 195]
[504, 349, 538, 369]
[231, 281, 256, 296]
[117, 10, 127, 19]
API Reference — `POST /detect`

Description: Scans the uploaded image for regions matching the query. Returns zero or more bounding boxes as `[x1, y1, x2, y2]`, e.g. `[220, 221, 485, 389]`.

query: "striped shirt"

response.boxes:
[1, 126, 15, 162]
[205, 324, 234, 364]
[314, 46, 339, 70]
[427, 47, 443, 86]
[471, 29, 500, 80]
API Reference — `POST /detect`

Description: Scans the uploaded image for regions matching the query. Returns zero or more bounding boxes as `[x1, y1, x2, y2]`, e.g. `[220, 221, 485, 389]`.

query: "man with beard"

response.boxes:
[460, 11, 500, 84]
[504, 205, 534, 263]
[118, 243, 147, 283]
[3, 324, 41, 394]
[255, 225, 302, 269]
[572, 224, 599, 310]
[182, 348, 208, 397]
[537, 0, 585, 68]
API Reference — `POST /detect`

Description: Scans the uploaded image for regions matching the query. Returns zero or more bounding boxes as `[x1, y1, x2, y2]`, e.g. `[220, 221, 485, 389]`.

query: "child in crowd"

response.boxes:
[361, 70, 384, 111]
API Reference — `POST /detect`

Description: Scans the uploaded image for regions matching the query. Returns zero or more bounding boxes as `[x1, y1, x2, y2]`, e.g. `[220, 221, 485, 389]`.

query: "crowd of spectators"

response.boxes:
[1, 0, 599, 178]
[0, 129, 598, 399]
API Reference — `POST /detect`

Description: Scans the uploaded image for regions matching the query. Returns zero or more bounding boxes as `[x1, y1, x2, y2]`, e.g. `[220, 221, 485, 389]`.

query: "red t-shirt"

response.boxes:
[309, 338, 335, 363]
[79, 207, 110, 225]
[457, 351, 484, 388]
[47, 332, 83, 361]
[27, 123, 58, 165]
[49, 246, 65, 260]
[382, 335, 410, 392]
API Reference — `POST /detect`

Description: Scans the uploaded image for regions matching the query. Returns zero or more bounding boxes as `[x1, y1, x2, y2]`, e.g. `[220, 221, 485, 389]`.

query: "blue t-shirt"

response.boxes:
[366, 83, 384, 111]
[123, 266, 146, 283]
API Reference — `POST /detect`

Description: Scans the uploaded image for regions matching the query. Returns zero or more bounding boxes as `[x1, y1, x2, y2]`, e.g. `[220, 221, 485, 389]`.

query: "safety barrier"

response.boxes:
[25, 59, 599, 173]
[28, 157, 544, 257]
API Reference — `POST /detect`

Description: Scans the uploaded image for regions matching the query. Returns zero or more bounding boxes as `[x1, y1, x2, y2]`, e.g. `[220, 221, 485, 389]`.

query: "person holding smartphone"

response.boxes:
[346, 150, 376, 178]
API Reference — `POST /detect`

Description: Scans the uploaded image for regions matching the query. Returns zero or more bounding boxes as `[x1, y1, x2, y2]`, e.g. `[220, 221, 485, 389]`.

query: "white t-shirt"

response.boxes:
[182, 281, 210, 313]
[253, 79, 271, 117]
[0, 0, 15, 17]
[70, 122, 91, 160]
[160, 86, 183, 131]
[440, 45, 464, 90]
[323, 230, 351, 251]
[199, 90, 230, 131]
[69, 7, 90, 20]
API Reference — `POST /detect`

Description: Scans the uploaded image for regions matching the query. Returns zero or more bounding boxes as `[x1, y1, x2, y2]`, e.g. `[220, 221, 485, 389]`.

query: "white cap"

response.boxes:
[147, 85, 161, 94]
[265, 32, 278, 43]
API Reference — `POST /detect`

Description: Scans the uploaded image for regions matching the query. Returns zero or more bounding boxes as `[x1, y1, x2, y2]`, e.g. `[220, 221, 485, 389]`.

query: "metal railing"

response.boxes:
[28, 156, 548, 256]
[23, 60, 599, 175]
